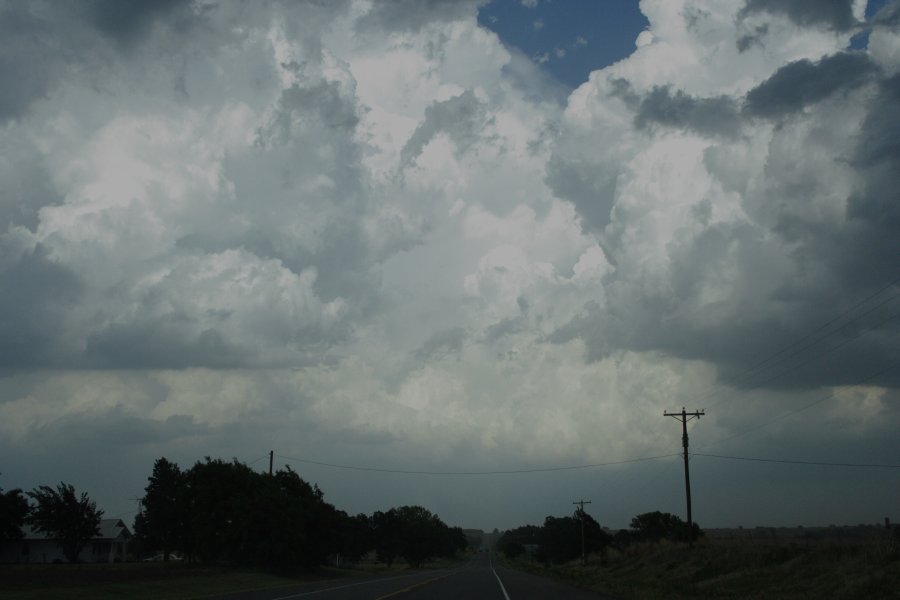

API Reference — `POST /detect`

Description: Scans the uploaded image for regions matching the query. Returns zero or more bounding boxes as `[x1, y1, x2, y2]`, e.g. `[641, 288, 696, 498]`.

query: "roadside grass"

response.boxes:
[0, 563, 304, 600]
[503, 535, 900, 599]
[0, 553, 469, 600]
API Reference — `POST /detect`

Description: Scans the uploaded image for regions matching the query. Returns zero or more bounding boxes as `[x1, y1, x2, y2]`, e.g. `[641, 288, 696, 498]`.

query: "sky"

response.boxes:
[1, 0, 899, 533]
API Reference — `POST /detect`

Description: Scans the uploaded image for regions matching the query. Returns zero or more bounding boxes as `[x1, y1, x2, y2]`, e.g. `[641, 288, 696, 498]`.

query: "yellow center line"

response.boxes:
[374, 572, 455, 599]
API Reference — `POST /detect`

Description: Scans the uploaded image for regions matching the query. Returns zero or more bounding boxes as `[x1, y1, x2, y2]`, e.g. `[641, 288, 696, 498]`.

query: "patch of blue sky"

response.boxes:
[477, 0, 649, 88]
[850, 0, 890, 50]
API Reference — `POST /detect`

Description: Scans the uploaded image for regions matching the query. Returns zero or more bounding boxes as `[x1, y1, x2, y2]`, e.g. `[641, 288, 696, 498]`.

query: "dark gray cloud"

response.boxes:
[744, 52, 878, 118]
[737, 24, 769, 52]
[635, 86, 740, 138]
[0, 2, 67, 122]
[846, 74, 900, 259]
[356, 0, 481, 34]
[86, 0, 193, 44]
[415, 327, 467, 362]
[401, 90, 493, 164]
[85, 322, 245, 370]
[544, 155, 619, 231]
[0, 0, 197, 122]
[741, 0, 858, 31]
[0, 244, 81, 370]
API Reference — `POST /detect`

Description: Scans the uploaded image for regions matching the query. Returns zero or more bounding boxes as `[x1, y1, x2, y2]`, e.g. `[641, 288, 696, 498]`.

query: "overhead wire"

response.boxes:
[273, 452, 681, 476]
[699, 285, 900, 412]
[704, 308, 900, 410]
[696, 359, 900, 450]
[693, 452, 900, 469]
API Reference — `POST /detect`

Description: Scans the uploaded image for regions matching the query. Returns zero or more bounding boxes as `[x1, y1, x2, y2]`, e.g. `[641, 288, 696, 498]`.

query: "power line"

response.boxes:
[705, 306, 900, 411]
[698, 359, 900, 450]
[702, 297, 900, 412]
[273, 452, 680, 476]
[247, 454, 270, 466]
[693, 452, 900, 469]
[690, 276, 900, 411]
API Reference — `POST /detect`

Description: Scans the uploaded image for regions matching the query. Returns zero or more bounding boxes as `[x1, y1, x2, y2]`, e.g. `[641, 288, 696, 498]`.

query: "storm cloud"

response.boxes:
[1, 0, 897, 531]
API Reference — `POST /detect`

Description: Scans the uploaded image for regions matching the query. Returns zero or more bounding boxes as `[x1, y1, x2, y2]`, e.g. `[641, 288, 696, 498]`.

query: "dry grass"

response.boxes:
[0, 553, 467, 600]
[505, 534, 900, 599]
[0, 562, 336, 600]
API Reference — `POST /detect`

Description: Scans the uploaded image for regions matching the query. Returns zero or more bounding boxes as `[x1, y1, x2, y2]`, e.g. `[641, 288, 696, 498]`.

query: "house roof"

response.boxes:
[20, 518, 132, 541]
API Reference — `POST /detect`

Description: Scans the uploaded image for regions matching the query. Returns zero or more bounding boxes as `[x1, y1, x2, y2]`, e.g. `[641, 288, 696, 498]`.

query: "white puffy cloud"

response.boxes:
[1, 0, 897, 530]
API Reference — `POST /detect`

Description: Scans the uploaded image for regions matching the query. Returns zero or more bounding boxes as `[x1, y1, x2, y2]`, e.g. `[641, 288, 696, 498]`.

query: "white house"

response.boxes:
[1, 518, 132, 564]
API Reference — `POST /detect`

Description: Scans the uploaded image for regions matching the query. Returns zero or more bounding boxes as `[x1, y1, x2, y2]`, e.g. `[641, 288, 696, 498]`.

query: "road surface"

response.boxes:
[214, 552, 615, 599]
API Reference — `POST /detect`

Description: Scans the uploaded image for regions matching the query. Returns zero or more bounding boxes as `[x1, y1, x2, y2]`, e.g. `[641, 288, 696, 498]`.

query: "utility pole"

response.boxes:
[663, 407, 704, 546]
[573, 499, 592, 564]
[269, 450, 274, 476]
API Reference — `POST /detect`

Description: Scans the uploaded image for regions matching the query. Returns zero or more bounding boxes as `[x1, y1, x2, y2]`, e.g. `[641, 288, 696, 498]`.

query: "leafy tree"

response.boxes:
[335, 512, 372, 563]
[536, 511, 609, 564]
[28, 482, 103, 563]
[503, 540, 526, 558]
[497, 524, 541, 558]
[135, 457, 186, 560]
[0, 482, 29, 543]
[629, 511, 702, 543]
[177, 458, 340, 569]
[372, 505, 461, 568]
[372, 509, 401, 566]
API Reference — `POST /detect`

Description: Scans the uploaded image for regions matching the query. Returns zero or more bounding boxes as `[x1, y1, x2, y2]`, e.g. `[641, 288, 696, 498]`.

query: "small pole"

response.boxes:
[269, 450, 274, 476]
[573, 499, 592, 564]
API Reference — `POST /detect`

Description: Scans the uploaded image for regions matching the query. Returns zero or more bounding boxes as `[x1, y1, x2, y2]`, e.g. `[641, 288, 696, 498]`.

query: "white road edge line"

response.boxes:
[490, 555, 512, 600]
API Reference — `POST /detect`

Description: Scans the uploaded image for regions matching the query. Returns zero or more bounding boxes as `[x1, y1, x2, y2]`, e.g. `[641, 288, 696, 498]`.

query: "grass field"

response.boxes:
[0, 555, 461, 600]
[504, 534, 900, 599]
[0, 562, 322, 600]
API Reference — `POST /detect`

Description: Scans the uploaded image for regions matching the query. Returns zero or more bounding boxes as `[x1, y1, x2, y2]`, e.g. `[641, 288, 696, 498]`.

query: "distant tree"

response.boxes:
[533, 510, 610, 564]
[444, 526, 469, 556]
[630, 511, 702, 543]
[176, 459, 339, 569]
[0, 482, 30, 543]
[335, 512, 372, 563]
[136, 457, 186, 560]
[28, 482, 103, 563]
[503, 540, 526, 558]
[372, 509, 401, 566]
[497, 524, 541, 558]
[372, 505, 460, 568]
[612, 529, 635, 551]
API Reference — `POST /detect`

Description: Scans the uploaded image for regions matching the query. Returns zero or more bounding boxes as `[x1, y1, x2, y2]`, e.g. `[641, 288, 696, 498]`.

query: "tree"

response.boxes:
[497, 524, 541, 558]
[372, 506, 460, 568]
[629, 511, 702, 543]
[533, 512, 609, 564]
[28, 482, 103, 563]
[372, 509, 401, 567]
[135, 457, 186, 560]
[0, 482, 29, 543]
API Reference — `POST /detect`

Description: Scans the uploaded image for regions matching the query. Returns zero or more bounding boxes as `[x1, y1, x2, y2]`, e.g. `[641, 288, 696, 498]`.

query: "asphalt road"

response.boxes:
[214, 553, 614, 599]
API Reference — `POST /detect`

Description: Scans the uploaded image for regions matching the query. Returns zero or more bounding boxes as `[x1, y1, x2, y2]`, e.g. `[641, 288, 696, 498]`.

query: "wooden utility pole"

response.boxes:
[573, 499, 592, 564]
[664, 408, 704, 546]
[269, 450, 274, 476]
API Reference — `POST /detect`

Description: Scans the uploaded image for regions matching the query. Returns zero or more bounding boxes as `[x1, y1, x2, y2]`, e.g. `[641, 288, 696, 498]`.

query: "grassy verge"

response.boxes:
[0, 555, 468, 600]
[502, 537, 900, 599]
[0, 562, 345, 600]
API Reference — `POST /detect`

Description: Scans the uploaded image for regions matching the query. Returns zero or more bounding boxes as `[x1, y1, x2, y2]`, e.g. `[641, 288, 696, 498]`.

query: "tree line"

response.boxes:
[1, 459, 468, 569]
[135, 457, 468, 569]
[497, 510, 703, 564]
